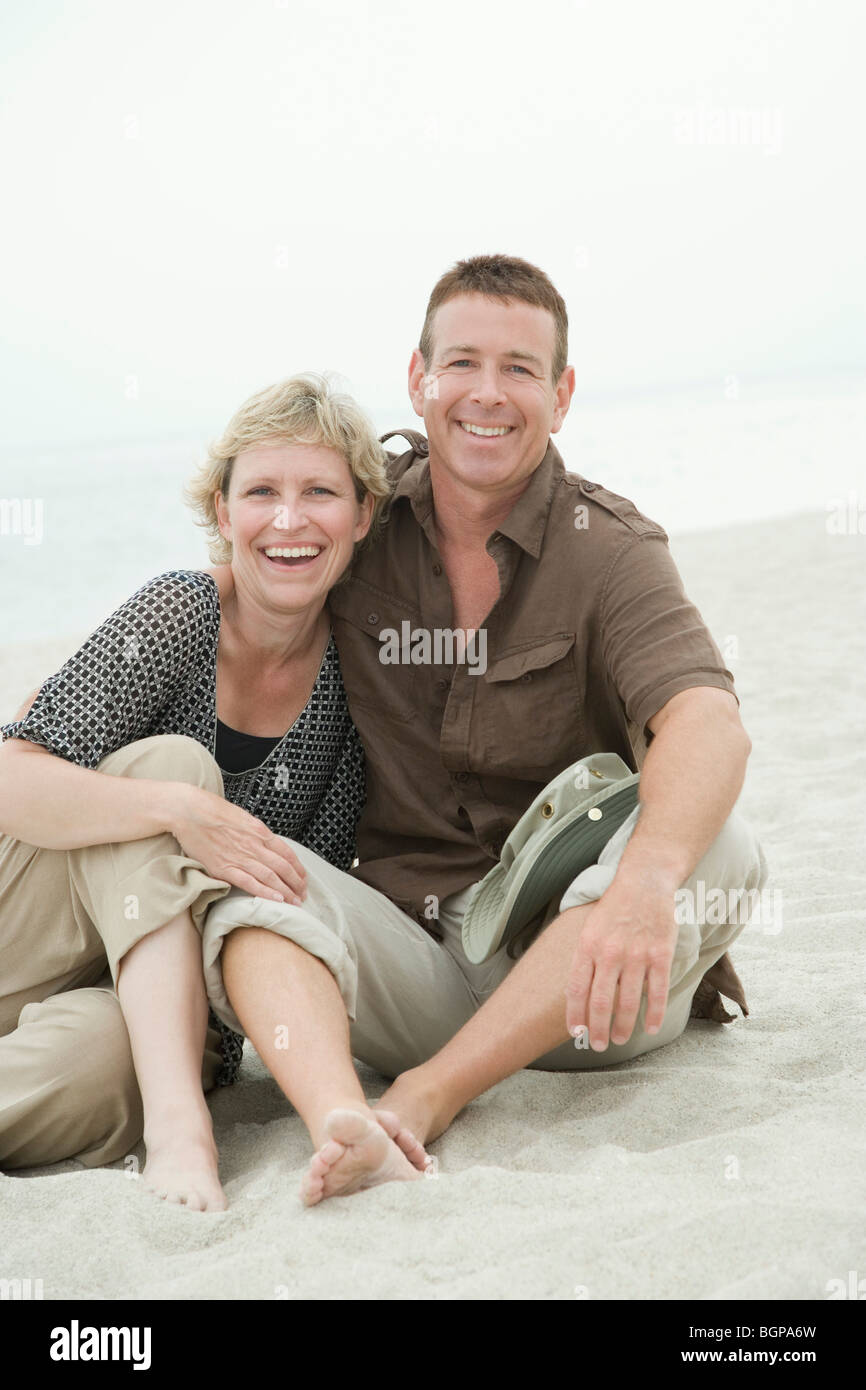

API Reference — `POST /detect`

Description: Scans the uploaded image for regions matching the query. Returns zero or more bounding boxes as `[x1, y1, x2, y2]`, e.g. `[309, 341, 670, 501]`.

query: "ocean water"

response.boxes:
[1, 373, 863, 646]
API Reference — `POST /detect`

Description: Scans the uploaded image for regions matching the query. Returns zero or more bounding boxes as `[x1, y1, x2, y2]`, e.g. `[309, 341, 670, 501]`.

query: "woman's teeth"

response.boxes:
[264, 546, 322, 558]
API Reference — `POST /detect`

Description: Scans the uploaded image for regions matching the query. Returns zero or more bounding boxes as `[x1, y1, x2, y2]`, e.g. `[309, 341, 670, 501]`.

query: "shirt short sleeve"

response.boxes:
[600, 534, 737, 736]
[1, 570, 217, 767]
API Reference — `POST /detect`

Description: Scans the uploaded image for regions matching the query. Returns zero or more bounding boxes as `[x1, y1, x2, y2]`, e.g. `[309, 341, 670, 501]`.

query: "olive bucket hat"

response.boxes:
[460, 752, 641, 965]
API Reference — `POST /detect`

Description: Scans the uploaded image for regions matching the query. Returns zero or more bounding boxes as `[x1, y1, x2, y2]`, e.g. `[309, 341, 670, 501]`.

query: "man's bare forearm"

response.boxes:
[0, 737, 186, 849]
[613, 694, 751, 893]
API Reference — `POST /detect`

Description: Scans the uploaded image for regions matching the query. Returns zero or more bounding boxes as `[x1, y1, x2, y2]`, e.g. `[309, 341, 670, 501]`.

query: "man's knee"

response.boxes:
[96, 734, 223, 798]
[690, 810, 768, 902]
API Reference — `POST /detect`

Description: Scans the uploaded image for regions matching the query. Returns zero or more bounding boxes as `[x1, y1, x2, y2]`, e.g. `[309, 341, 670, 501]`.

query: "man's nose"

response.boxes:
[469, 365, 507, 407]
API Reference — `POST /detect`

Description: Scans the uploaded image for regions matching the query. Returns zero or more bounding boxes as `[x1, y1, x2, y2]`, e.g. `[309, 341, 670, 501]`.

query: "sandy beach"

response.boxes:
[1, 509, 864, 1301]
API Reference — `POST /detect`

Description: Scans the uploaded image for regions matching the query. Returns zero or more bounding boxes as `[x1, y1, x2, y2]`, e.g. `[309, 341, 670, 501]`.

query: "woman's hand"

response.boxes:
[169, 784, 308, 904]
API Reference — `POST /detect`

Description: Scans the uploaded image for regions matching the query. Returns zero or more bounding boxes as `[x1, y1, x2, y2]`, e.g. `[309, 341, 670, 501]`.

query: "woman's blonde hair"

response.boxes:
[185, 373, 392, 564]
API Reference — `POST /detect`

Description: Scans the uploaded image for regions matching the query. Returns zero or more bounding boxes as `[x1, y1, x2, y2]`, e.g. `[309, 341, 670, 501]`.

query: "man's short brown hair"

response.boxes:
[419, 254, 569, 384]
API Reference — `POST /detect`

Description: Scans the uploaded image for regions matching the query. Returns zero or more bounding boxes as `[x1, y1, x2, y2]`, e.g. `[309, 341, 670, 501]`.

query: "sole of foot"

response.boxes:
[300, 1107, 429, 1207]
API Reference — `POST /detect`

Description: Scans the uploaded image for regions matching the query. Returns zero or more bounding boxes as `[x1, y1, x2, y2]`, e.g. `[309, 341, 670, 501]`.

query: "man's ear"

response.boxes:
[550, 365, 576, 435]
[408, 348, 429, 419]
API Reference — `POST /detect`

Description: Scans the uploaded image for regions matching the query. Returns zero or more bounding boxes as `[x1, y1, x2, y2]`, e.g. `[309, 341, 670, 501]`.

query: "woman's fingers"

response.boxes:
[175, 793, 309, 902]
[224, 867, 288, 904]
[261, 830, 308, 896]
[229, 816, 307, 898]
[240, 842, 306, 901]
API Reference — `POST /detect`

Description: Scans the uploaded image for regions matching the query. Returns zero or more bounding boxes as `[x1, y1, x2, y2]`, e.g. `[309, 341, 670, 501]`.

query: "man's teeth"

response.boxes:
[264, 546, 322, 558]
[459, 422, 513, 436]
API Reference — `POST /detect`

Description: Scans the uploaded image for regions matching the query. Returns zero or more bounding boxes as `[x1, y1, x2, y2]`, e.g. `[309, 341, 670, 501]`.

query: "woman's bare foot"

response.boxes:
[300, 1107, 429, 1207]
[141, 1116, 226, 1212]
[374, 1067, 457, 1149]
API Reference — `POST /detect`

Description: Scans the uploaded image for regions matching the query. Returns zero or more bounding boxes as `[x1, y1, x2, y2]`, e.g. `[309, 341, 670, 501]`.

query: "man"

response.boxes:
[215, 254, 767, 1204]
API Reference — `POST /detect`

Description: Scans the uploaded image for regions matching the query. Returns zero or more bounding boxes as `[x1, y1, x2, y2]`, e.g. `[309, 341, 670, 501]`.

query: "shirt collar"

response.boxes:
[391, 436, 564, 559]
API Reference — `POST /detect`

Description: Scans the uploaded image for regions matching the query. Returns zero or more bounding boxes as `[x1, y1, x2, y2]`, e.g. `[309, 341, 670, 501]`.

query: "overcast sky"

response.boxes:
[1, 0, 864, 450]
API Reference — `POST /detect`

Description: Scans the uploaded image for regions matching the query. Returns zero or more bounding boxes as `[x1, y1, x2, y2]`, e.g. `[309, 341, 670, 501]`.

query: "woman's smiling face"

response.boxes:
[215, 440, 372, 612]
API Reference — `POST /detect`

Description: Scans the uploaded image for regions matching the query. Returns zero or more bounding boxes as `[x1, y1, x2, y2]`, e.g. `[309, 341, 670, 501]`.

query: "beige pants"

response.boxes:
[0, 735, 233, 1169]
[1, 732, 768, 1169]
[202, 803, 768, 1075]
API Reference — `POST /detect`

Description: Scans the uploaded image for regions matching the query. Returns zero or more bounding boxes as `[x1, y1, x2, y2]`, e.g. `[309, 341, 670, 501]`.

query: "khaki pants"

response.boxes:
[1, 732, 768, 1170]
[0, 736, 233, 1169]
[202, 803, 768, 1074]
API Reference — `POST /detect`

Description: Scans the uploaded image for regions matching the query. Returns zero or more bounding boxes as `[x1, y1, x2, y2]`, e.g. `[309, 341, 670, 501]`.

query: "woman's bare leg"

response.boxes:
[115, 911, 226, 1211]
[221, 927, 428, 1205]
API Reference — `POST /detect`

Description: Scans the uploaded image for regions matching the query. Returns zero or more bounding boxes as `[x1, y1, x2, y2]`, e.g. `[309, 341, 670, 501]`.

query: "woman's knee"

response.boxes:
[1, 987, 143, 1169]
[96, 735, 223, 797]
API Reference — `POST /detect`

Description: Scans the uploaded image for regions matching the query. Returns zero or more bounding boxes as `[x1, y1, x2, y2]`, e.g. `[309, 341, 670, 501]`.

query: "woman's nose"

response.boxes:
[272, 495, 310, 532]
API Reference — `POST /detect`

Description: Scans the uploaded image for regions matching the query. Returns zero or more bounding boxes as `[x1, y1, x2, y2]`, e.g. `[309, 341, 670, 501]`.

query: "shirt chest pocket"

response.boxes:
[479, 633, 584, 778]
[329, 583, 421, 724]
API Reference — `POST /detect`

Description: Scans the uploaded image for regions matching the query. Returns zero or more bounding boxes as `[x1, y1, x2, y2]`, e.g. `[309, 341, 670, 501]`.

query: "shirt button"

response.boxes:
[582, 482, 597, 492]
[435, 678, 448, 692]
[432, 563, 442, 576]
[366, 612, 380, 625]
[455, 771, 469, 784]
[521, 672, 532, 683]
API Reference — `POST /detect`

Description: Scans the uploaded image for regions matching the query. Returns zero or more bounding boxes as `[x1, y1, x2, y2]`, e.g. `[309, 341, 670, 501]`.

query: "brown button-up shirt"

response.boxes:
[329, 429, 736, 935]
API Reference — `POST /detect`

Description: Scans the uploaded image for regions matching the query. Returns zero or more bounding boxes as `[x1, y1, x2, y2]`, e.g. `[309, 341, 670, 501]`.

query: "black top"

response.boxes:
[215, 719, 283, 775]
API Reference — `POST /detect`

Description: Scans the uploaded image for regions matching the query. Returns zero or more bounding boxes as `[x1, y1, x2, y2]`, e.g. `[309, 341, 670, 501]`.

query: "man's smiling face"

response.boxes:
[408, 292, 574, 498]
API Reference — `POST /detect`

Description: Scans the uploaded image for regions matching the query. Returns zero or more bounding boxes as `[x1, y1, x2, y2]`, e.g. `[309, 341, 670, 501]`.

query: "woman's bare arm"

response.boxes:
[0, 739, 305, 902]
[0, 736, 181, 847]
[12, 686, 42, 721]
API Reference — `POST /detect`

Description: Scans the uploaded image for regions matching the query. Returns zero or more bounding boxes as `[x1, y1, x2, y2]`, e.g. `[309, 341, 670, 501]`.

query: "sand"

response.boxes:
[1, 510, 864, 1301]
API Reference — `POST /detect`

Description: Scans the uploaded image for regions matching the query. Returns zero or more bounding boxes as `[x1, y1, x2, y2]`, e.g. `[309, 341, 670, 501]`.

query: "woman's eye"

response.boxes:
[248, 486, 272, 495]
[308, 487, 333, 496]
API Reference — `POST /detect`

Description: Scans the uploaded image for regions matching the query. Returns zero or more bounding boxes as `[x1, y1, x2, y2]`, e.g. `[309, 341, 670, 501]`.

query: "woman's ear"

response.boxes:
[214, 489, 231, 542]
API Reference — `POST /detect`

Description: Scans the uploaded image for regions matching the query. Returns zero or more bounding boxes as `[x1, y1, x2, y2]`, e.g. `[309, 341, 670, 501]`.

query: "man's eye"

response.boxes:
[508, 365, 531, 375]
[448, 360, 473, 368]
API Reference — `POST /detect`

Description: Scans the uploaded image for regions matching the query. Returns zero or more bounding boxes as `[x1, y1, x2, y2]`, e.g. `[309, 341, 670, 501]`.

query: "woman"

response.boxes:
[0, 373, 424, 1210]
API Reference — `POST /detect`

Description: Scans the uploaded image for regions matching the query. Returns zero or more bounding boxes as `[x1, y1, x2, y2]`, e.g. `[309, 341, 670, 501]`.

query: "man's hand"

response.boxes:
[564, 872, 678, 1050]
[169, 783, 307, 905]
